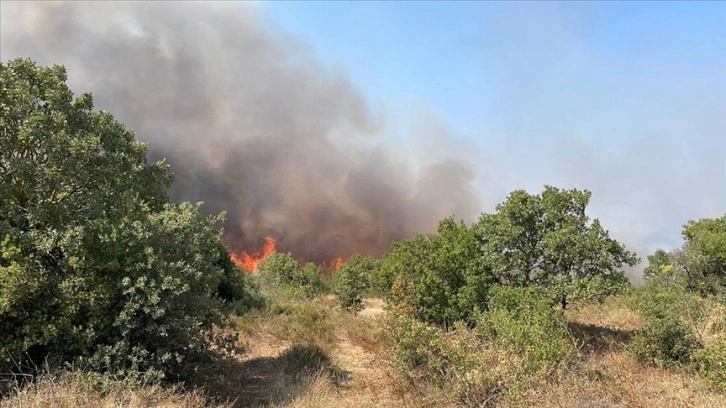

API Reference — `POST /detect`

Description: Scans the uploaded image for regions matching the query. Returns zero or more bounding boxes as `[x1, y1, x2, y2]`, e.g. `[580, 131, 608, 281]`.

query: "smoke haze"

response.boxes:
[0, 2, 479, 261]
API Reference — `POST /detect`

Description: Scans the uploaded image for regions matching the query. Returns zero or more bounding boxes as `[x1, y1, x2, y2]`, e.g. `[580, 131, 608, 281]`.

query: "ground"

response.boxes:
[2, 297, 725, 408]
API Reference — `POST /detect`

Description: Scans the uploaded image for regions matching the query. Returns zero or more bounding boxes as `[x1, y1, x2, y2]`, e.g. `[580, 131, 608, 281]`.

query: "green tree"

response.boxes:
[0, 59, 253, 381]
[474, 186, 637, 308]
[256, 252, 325, 297]
[382, 217, 494, 327]
[645, 215, 726, 294]
[334, 255, 378, 311]
[683, 215, 726, 292]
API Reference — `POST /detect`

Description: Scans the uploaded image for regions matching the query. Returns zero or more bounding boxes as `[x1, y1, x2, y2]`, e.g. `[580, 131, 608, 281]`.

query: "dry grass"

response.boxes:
[0, 375, 216, 408]
[3, 295, 724, 408]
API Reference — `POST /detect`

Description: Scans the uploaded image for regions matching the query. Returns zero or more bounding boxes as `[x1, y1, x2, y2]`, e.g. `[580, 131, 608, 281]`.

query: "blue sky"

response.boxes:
[259, 1, 726, 251]
[259, 1, 726, 141]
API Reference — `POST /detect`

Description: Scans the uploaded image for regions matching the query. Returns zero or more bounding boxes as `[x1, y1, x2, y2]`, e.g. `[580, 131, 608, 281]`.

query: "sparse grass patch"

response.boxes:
[0, 371, 219, 408]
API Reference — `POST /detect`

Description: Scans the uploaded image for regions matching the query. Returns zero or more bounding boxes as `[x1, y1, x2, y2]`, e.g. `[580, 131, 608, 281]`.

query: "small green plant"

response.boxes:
[628, 318, 701, 368]
[333, 255, 376, 311]
[692, 336, 726, 391]
[627, 285, 706, 368]
[390, 315, 467, 386]
[256, 252, 325, 298]
[477, 286, 578, 375]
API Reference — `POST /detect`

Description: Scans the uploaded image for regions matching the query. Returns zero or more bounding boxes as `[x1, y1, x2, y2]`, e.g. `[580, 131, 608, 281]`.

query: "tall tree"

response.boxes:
[475, 186, 638, 308]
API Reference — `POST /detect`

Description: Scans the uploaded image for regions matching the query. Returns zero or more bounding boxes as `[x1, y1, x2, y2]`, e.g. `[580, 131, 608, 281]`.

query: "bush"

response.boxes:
[0, 59, 255, 382]
[382, 217, 494, 327]
[693, 336, 726, 391]
[388, 315, 524, 406]
[256, 252, 325, 298]
[627, 285, 706, 368]
[629, 318, 701, 368]
[333, 255, 377, 311]
[477, 286, 578, 374]
[390, 315, 468, 386]
[216, 256, 266, 314]
[268, 303, 336, 348]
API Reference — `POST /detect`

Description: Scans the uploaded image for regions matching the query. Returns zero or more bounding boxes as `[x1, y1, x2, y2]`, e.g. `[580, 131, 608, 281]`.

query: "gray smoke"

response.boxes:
[0, 1, 479, 261]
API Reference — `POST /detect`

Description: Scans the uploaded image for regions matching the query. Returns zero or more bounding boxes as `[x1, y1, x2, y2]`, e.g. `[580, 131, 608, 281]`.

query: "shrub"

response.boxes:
[333, 255, 377, 311]
[389, 315, 523, 406]
[390, 315, 467, 386]
[381, 217, 494, 327]
[627, 285, 706, 368]
[693, 336, 726, 391]
[477, 286, 578, 374]
[269, 303, 336, 348]
[0, 59, 254, 382]
[216, 256, 265, 314]
[256, 252, 324, 298]
[629, 318, 701, 368]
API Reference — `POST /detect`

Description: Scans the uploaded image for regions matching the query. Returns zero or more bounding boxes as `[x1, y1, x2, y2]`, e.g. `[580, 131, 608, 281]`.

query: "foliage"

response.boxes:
[267, 303, 336, 348]
[693, 336, 726, 392]
[381, 217, 495, 327]
[477, 286, 578, 374]
[216, 258, 266, 314]
[388, 314, 530, 406]
[683, 215, 726, 280]
[389, 315, 469, 386]
[644, 215, 726, 296]
[0, 59, 255, 382]
[627, 285, 706, 368]
[256, 252, 325, 298]
[333, 255, 377, 311]
[629, 318, 701, 368]
[474, 186, 638, 308]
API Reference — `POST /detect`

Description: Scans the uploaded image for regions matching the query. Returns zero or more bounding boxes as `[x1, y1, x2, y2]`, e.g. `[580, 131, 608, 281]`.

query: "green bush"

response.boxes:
[256, 252, 325, 298]
[333, 255, 377, 311]
[693, 336, 726, 391]
[627, 285, 706, 368]
[0, 59, 256, 382]
[477, 286, 578, 374]
[389, 315, 523, 406]
[628, 318, 701, 368]
[382, 217, 494, 327]
[390, 315, 468, 386]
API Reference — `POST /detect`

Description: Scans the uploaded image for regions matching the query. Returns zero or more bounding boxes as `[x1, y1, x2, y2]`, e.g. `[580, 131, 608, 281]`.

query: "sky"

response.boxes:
[260, 1, 726, 248]
[1, 1, 725, 275]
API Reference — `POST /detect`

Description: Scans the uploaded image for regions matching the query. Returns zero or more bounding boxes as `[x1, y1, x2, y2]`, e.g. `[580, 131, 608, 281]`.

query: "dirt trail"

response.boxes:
[231, 297, 401, 407]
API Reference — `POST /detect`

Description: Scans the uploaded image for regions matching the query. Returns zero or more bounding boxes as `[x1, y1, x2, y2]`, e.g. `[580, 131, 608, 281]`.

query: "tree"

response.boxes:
[645, 214, 726, 294]
[474, 186, 637, 308]
[382, 217, 494, 327]
[256, 252, 325, 297]
[334, 255, 378, 312]
[683, 215, 726, 291]
[0, 59, 253, 381]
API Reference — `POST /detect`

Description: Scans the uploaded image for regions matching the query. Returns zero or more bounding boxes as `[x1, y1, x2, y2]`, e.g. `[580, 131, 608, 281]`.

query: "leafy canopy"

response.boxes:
[0, 59, 254, 381]
[474, 185, 637, 306]
[382, 217, 494, 327]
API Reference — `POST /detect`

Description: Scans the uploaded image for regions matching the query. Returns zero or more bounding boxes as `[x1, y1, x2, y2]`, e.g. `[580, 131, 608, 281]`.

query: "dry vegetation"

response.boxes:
[3, 296, 724, 408]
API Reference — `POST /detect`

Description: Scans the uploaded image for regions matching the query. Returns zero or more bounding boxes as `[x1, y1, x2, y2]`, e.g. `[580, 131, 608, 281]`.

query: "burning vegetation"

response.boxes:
[230, 236, 277, 272]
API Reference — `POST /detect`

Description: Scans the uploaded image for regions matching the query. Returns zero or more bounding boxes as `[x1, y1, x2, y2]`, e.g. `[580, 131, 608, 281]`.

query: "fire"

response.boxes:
[231, 236, 276, 272]
[331, 257, 344, 270]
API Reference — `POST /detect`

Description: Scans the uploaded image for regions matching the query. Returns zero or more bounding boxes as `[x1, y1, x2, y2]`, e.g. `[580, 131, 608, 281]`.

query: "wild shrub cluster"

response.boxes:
[0, 59, 260, 383]
[626, 214, 726, 390]
[255, 251, 327, 299]
[332, 255, 379, 311]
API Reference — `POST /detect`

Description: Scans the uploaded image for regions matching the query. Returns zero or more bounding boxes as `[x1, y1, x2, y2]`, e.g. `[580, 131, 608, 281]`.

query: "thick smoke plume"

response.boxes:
[1, 2, 479, 261]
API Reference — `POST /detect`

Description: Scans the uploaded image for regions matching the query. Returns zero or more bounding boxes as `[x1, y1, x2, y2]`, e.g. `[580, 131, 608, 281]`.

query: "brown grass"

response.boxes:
[0, 375, 215, 408]
[3, 295, 724, 407]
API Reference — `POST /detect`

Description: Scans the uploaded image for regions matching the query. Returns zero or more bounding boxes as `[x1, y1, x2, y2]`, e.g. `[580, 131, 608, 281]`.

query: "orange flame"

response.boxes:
[331, 257, 344, 270]
[231, 236, 276, 272]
